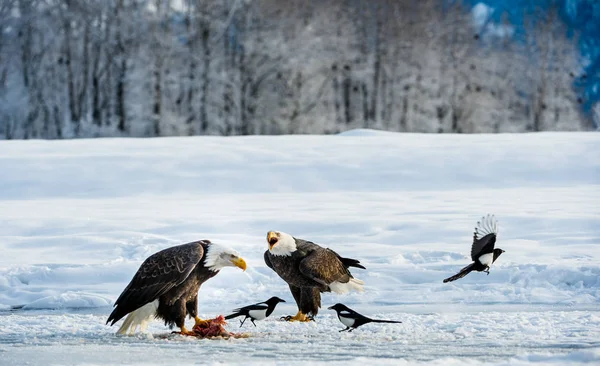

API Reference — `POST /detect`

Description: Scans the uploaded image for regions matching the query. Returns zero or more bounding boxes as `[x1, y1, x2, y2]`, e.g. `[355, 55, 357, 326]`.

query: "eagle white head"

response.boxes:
[267, 231, 297, 256]
[204, 243, 247, 272]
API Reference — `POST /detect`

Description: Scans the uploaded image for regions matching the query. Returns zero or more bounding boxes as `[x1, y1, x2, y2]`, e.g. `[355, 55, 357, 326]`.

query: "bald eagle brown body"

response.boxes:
[106, 240, 246, 334]
[264, 232, 365, 320]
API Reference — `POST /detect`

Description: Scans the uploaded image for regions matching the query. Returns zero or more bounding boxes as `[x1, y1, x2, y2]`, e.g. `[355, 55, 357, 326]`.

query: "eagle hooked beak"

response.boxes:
[231, 257, 247, 271]
[267, 231, 279, 249]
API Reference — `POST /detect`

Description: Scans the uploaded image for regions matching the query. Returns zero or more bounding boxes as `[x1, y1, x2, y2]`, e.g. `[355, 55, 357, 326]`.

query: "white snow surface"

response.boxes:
[0, 131, 599, 365]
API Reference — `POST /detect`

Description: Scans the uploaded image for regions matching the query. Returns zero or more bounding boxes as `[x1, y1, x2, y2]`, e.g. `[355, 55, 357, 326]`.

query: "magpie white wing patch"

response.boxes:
[248, 309, 268, 321]
[478, 253, 494, 267]
[339, 315, 355, 327]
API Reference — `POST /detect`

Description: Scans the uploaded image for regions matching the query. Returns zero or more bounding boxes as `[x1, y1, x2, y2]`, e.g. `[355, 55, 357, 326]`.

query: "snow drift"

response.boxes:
[0, 130, 598, 364]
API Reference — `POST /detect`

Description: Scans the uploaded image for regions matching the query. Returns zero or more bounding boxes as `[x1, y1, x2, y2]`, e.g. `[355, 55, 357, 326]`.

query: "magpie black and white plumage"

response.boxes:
[328, 303, 402, 332]
[224, 296, 286, 327]
[443, 214, 505, 283]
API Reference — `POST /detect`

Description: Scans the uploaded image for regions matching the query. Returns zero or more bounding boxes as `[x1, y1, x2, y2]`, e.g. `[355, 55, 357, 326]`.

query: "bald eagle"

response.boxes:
[106, 240, 247, 335]
[264, 231, 365, 322]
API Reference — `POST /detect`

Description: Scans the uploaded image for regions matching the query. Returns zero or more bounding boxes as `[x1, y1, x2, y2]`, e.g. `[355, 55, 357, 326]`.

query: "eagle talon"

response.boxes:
[194, 316, 210, 328]
[264, 230, 366, 327]
[283, 311, 312, 322]
[106, 241, 247, 336]
[178, 331, 197, 336]
[175, 326, 197, 336]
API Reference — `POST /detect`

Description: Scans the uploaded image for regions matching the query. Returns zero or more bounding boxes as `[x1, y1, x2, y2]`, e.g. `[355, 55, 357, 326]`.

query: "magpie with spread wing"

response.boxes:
[224, 296, 286, 327]
[443, 214, 505, 283]
[328, 303, 402, 332]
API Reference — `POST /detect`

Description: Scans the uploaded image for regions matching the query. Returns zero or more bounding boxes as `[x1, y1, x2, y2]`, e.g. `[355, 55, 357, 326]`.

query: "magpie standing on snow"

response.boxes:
[328, 303, 402, 332]
[224, 296, 286, 327]
[443, 214, 505, 283]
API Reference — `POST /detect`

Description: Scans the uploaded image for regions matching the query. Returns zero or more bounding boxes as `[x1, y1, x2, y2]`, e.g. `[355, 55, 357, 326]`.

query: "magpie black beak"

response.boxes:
[327, 305, 334, 310]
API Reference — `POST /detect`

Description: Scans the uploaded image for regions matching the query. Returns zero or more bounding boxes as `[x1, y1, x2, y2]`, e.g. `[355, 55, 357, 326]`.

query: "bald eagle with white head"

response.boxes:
[106, 239, 247, 335]
[264, 231, 366, 322]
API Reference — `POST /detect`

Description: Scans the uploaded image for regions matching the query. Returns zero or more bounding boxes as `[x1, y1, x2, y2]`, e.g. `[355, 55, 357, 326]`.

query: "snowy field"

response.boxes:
[0, 130, 599, 365]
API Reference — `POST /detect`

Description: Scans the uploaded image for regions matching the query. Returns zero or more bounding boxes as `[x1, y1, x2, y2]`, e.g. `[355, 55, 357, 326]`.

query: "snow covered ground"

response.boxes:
[1, 130, 599, 365]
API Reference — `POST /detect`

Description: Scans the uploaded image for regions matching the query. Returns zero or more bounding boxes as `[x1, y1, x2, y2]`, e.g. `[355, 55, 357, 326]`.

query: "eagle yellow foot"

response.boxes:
[175, 325, 197, 336]
[194, 316, 211, 328]
[280, 311, 314, 322]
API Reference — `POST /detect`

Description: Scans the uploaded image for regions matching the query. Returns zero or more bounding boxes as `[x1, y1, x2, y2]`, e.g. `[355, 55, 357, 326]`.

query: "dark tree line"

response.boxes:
[0, 0, 593, 139]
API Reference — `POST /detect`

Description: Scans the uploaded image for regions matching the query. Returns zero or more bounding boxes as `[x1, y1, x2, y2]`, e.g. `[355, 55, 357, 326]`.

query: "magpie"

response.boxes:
[224, 296, 286, 327]
[328, 303, 402, 332]
[443, 214, 505, 283]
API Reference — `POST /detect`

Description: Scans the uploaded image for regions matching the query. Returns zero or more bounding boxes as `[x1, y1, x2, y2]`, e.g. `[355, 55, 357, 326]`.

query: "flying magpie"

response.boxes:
[224, 296, 286, 327]
[443, 214, 505, 283]
[328, 303, 402, 332]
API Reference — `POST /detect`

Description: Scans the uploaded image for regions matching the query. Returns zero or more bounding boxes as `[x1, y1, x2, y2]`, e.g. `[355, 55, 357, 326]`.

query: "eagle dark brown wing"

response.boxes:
[470, 215, 498, 261]
[298, 248, 352, 286]
[106, 241, 206, 325]
[264, 250, 273, 269]
[294, 238, 322, 253]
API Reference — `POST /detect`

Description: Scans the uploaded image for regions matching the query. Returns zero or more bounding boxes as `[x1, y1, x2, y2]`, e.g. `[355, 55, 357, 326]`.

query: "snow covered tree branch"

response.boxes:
[0, 0, 592, 139]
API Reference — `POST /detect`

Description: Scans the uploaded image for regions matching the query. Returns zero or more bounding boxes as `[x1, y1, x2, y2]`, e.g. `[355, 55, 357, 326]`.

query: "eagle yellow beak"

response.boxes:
[231, 257, 247, 271]
[267, 231, 279, 249]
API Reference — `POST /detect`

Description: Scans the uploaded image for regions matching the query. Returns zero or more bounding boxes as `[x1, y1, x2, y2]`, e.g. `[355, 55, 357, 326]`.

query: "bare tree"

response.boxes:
[524, 5, 584, 132]
[593, 103, 600, 130]
[0, 0, 590, 140]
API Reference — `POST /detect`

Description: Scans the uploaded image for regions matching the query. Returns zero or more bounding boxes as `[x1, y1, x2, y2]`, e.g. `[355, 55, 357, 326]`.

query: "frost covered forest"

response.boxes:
[0, 0, 596, 139]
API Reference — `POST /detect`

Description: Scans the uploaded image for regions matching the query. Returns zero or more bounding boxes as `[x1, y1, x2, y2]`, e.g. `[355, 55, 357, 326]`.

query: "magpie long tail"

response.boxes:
[443, 263, 474, 283]
[224, 312, 242, 320]
[369, 319, 402, 324]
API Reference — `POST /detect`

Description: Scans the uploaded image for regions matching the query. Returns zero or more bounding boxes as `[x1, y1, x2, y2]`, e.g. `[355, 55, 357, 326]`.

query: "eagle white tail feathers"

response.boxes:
[329, 277, 365, 294]
[116, 300, 158, 335]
